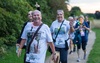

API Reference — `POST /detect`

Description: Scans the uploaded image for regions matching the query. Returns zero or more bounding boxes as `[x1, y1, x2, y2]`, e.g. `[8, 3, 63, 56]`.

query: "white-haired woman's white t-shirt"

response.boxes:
[21, 23, 53, 63]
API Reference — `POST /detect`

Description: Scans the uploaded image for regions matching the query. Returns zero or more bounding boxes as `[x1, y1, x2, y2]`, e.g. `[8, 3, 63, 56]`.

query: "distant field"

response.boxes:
[91, 19, 100, 28]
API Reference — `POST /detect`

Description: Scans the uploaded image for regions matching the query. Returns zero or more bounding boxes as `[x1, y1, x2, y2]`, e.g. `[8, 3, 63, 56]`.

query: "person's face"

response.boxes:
[57, 12, 64, 22]
[32, 11, 42, 22]
[28, 12, 33, 20]
[79, 17, 84, 24]
[69, 19, 74, 22]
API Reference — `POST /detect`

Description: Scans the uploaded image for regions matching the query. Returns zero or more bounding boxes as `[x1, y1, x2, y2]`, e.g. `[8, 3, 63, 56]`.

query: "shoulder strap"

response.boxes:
[54, 20, 64, 40]
[27, 23, 43, 53]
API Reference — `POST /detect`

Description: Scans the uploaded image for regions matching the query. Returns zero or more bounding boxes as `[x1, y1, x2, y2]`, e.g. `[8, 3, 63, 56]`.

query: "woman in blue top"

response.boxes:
[74, 15, 90, 62]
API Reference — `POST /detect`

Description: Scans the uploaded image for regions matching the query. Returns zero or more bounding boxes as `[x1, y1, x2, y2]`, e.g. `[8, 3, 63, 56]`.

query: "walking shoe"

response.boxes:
[83, 54, 86, 59]
[77, 58, 81, 62]
[69, 51, 73, 54]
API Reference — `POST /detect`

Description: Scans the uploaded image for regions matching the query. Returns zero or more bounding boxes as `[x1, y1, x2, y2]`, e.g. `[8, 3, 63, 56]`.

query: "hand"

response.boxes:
[17, 48, 22, 57]
[51, 53, 57, 62]
[82, 25, 86, 28]
[69, 21, 74, 27]
[16, 44, 20, 46]
[75, 26, 80, 30]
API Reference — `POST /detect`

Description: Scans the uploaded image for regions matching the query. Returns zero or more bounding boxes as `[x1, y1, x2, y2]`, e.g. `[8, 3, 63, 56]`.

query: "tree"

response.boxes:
[70, 6, 83, 16]
[95, 11, 100, 19]
[48, 0, 69, 20]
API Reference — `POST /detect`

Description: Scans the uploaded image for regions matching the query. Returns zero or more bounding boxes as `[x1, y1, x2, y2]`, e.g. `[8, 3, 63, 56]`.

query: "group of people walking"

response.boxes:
[16, 3, 90, 63]
[68, 15, 90, 62]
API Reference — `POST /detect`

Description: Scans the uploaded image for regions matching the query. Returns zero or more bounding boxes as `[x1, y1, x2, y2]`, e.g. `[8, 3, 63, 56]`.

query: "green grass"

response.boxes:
[87, 28, 100, 63]
[0, 46, 25, 63]
[0, 46, 51, 63]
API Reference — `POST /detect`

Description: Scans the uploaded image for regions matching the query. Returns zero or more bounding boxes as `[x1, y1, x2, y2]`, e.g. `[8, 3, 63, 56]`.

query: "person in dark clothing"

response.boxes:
[16, 11, 33, 51]
[16, 3, 41, 50]
[74, 15, 90, 62]
[84, 15, 90, 43]
[85, 16, 90, 28]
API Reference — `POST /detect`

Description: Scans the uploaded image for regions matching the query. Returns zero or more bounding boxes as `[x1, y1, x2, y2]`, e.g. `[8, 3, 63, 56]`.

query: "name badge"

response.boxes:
[26, 53, 39, 63]
[80, 30, 85, 36]
[55, 38, 65, 45]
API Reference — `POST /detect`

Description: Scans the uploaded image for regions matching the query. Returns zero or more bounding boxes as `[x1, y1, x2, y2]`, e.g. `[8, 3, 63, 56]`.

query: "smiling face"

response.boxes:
[28, 11, 33, 20]
[57, 10, 64, 22]
[32, 10, 42, 22]
[78, 15, 84, 24]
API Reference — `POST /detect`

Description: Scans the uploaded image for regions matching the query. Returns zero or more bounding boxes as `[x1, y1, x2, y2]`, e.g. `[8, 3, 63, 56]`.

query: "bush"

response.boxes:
[0, 0, 33, 57]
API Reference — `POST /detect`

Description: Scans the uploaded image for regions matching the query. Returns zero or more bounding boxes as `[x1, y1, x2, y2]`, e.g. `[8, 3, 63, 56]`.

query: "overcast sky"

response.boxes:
[68, 0, 100, 13]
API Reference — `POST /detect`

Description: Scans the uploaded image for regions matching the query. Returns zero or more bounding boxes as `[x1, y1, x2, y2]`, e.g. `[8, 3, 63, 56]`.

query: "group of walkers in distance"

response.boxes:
[16, 2, 90, 63]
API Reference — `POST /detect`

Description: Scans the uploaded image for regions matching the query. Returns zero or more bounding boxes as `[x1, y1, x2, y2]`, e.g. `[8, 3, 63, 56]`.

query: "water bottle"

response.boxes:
[16, 45, 19, 53]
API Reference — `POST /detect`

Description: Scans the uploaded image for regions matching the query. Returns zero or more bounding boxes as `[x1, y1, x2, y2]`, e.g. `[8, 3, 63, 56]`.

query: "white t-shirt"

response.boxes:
[50, 19, 70, 48]
[21, 23, 53, 63]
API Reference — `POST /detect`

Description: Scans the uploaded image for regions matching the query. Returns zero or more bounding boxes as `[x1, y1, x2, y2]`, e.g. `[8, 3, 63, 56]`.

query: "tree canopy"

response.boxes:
[70, 6, 83, 16]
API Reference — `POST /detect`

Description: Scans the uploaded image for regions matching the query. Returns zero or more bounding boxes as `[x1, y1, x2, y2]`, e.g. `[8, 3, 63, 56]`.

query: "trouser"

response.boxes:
[55, 47, 68, 63]
[77, 42, 87, 51]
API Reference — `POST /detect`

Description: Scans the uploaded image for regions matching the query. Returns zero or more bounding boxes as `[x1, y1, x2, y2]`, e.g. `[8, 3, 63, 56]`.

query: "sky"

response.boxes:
[68, 0, 100, 13]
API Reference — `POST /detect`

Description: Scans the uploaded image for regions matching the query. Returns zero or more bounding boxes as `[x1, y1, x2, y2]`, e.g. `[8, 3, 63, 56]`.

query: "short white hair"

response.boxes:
[32, 10, 41, 16]
[68, 16, 73, 20]
[57, 10, 64, 14]
[78, 15, 84, 19]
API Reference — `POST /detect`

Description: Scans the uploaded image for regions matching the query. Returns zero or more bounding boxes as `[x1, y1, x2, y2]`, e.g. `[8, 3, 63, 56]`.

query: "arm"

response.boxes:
[83, 22, 90, 31]
[48, 42, 57, 61]
[48, 42, 56, 54]
[19, 39, 26, 49]
[69, 21, 75, 33]
[17, 39, 26, 57]
[70, 26, 75, 33]
[83, 26, 90, 31]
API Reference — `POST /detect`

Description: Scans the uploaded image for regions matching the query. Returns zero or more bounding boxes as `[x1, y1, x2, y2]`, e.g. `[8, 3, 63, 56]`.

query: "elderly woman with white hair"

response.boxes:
[50, 10, 74, 63]
[17, 10, 56, 63]
[74, 15, 90, 62]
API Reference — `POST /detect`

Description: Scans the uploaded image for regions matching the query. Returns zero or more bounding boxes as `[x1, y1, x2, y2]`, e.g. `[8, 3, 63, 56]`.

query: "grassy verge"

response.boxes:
[0, 46, 25, 63]
[87, 28, 100, 63]
[0, 46, 51, 63]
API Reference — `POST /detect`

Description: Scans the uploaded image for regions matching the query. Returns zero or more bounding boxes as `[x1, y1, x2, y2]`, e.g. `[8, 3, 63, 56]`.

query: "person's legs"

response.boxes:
[76, 42, 81, 62]
[82, 42, 87, 59]
[55, 47, 61, 63]
[69, 39, 73, 54]
[60, 48, 68, 63]
[73, 37, 77, 52]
